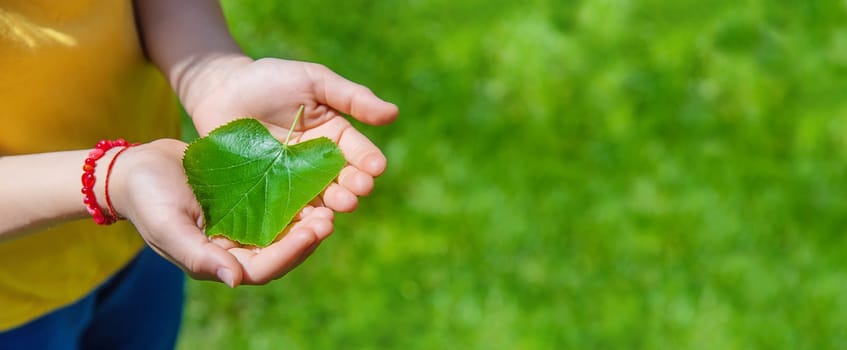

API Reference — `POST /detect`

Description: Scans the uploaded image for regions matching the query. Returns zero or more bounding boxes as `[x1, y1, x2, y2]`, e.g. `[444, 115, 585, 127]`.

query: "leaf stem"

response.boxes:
[284, 105, 305, 146]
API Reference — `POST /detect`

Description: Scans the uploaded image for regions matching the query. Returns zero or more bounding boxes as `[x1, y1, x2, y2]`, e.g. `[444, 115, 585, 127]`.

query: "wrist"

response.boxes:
[83, 140, 136, 225]
[172, 53, 253, 117]
[105, 139, 189, 223]
[103, 146, 137, 222]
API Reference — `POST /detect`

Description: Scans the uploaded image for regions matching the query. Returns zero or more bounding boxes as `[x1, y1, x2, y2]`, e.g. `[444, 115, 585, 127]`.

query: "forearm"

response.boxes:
[134, 0, 249, 114]
[0, 149, 115, 239]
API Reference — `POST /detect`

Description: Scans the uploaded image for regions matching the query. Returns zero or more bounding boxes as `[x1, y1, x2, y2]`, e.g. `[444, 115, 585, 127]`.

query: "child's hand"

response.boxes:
[111, 139, 334, 287]
[182, 56, 399, 214]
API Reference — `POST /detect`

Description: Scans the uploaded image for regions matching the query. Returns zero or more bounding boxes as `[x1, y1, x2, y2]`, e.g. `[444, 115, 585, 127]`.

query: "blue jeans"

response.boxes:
[0, 247, 185, 350]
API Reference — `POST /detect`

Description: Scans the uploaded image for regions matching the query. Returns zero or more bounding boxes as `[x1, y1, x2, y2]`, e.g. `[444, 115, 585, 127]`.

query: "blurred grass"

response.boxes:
[177, 0, 847, 349]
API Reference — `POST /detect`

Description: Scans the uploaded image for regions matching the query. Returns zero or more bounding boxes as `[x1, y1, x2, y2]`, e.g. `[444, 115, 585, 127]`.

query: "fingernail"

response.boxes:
[216, 268, 236, 288]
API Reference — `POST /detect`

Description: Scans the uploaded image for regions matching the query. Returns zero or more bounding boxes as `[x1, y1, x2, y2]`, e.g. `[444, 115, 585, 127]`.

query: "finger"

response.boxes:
[143, 218, 243, 288]
[227, 247, 257, 270]
[238, 228, 318, 284]
[297, 118, 387, 177]
[307, 63, 399, 125]
[257, 211, 334, 279]
[322, 183, 358, 212]
[230, 206, 331, 257]
[308, 196, 325, 208]
[210, 235, 239, 250]
[336, 123, 388, 177]
[291, 241, 322, 269]
[306, 205, 335, 220]
[297, 205, 314, 220]
[337, 166, 375, 196]
[287, 208, 336, 267]
[226, 208, 333, 284]
[294, 206, 335, 240]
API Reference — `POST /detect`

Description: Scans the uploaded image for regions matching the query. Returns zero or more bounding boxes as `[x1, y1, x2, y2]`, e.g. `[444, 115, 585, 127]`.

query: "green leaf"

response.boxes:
[183, 118, 345, 246]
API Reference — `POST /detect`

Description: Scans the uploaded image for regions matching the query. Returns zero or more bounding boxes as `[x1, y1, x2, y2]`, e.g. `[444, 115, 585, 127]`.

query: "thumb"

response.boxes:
[309, 64, 399, 125]
[144, 219, 243, 288]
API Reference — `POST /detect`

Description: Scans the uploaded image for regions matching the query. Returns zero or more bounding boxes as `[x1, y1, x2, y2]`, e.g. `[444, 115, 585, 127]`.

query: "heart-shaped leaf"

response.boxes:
[183, 118, 345, 246]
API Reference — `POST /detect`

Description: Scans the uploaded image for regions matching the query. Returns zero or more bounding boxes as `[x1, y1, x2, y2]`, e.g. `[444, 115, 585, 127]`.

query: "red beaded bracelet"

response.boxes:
[81, 138, 136, 225]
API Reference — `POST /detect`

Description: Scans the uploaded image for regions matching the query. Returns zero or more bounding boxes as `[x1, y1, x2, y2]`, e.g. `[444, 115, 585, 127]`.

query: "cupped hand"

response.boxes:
[111, 139, 334, 287]
[182, 56, 399, 213]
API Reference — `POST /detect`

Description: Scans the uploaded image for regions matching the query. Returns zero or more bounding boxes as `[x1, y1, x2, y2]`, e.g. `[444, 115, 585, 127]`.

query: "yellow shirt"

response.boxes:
[0, 0, 180, 329]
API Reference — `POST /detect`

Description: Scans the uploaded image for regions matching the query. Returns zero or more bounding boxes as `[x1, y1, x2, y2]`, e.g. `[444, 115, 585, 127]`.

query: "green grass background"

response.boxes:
[177, 1, 847, 348]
